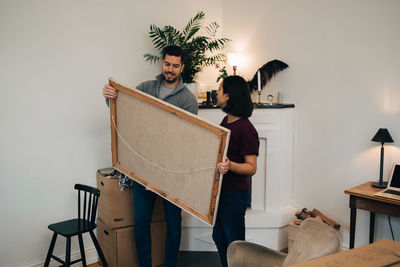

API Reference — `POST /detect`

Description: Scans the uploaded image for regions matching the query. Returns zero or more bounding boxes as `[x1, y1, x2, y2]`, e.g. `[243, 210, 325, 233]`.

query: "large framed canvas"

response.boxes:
[109, 79, 230, 226]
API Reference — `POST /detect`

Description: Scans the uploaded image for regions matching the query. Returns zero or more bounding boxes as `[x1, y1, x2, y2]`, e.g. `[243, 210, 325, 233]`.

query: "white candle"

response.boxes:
[257, 70, 261, 92]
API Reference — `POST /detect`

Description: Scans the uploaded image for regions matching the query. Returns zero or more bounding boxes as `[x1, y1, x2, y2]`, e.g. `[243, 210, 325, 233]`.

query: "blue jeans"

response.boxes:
[212, 190, 250, 267]
[133, 182, 182, 267]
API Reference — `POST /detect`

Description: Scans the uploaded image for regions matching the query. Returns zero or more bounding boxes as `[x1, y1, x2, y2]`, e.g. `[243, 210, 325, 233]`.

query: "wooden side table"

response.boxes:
[344, 181, 400, 248]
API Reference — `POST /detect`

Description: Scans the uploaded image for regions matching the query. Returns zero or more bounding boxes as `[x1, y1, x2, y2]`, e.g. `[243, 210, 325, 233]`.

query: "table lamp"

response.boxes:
[228, 53, 244, 76]
[371, 128, 394, 188]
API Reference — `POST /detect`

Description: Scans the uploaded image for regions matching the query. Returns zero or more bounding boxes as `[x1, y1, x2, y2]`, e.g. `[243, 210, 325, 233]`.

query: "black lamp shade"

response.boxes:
[371, 128, 394, 144]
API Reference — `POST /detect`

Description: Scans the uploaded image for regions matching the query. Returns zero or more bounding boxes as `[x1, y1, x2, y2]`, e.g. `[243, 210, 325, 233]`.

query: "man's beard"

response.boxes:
[163, 72, 178, 83]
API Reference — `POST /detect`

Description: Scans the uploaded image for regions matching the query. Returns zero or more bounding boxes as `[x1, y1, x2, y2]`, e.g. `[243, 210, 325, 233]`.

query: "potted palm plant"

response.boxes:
[144, 11, 231, 89]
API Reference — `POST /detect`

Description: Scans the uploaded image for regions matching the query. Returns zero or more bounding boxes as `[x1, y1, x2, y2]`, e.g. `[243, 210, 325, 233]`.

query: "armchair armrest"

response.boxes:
[227, 241, 287, 267]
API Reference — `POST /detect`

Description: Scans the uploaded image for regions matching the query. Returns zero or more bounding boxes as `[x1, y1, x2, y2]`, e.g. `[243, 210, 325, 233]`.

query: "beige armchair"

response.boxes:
[227, 218, 340, 267]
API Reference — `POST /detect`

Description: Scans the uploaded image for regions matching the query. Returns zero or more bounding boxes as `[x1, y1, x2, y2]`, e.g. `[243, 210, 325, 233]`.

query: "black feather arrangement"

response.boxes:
[248, 59, 289, 92]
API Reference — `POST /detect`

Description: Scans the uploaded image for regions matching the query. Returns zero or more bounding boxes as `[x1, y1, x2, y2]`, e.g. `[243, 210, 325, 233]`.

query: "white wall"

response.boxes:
[1, 0, 400, 266]
[0, 1, 222, 266]
[222, 0, 400, 248]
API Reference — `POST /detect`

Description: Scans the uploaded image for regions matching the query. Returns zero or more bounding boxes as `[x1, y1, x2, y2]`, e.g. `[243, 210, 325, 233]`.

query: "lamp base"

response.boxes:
[371, 181, 388, 188]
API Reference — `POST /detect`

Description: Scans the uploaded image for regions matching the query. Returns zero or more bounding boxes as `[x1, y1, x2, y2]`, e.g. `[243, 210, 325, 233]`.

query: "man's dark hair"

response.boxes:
[222, 75, 253, 118]
[162, 45, 186, 62]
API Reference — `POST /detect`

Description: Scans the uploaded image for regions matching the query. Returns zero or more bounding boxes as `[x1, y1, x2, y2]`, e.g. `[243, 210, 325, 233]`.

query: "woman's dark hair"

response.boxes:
[222, 75, 253, 118]
[162, 45, 186, 62]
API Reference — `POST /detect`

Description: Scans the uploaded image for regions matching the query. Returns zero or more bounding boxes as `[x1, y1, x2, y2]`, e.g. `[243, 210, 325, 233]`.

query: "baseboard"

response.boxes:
[27, 247, 98, 267]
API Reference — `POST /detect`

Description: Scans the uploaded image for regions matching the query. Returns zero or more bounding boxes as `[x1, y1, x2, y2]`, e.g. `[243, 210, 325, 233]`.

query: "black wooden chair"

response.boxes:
[44, 184, 108, 267]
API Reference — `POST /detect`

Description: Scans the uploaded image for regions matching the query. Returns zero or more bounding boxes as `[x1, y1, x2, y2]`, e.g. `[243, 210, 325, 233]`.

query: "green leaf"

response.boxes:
[144, 53, 160, 64]
[149, 24, 168, 51]
[203, 54, 226, 66]
[183, 11, 205, 40]
[205, 22, 219, 37]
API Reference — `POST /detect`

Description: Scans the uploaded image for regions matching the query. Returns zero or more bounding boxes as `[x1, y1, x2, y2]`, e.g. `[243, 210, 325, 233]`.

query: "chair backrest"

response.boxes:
[282, 218, 340, 267]
[74, 184, 100, 224]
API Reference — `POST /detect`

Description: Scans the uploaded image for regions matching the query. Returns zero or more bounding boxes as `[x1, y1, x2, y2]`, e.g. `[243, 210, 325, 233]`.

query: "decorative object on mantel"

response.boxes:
[143, 11, 231, 93]
[247, 59, 289, 105]
[267, 94, 274, 105]
[228, 53, 244, 76]
[371, 128, 394, 188]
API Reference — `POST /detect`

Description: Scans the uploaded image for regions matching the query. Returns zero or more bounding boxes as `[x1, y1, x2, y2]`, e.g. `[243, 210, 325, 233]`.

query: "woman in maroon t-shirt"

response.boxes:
[213, 75, 259, 267]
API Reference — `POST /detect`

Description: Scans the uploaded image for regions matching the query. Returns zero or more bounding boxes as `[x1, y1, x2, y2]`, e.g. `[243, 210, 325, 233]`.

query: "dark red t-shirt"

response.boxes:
[220, 116, 259, 191]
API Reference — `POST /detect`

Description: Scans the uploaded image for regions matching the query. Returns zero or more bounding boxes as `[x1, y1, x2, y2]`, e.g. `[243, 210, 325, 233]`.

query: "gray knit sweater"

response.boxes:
[106, 74, 198, 115]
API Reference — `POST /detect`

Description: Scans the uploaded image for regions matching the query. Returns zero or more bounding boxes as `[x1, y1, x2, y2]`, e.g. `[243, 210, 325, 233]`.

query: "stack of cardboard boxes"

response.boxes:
[96, 169, 166, 266]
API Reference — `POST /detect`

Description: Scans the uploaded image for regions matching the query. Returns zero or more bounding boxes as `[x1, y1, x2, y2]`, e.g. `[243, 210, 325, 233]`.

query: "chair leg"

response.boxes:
[65, 237, 71, 267]
[78, 233, 87, 267]
[44, 233, 58, 267]
[89, 230, 108, 267]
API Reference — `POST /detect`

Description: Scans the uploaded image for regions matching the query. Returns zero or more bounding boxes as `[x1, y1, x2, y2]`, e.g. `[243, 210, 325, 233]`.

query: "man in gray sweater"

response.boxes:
[103, 45, 197, 267]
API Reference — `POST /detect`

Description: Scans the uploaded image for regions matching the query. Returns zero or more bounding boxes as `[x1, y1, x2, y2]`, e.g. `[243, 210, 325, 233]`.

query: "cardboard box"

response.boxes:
[97, 219, 166, 267]
[290, 238, 400, 267]
[97, 170, 165, 229]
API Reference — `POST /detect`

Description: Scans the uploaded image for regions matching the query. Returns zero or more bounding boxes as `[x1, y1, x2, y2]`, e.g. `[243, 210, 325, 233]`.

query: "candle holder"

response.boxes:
[256, 91, 262, 105]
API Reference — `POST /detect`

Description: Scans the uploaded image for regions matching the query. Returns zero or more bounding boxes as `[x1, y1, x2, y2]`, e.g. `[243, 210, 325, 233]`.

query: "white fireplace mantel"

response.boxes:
[180, 106, 296, 251]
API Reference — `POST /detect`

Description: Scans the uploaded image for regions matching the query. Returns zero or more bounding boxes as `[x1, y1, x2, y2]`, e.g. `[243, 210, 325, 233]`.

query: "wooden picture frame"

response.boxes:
[109, 79, 230, 226]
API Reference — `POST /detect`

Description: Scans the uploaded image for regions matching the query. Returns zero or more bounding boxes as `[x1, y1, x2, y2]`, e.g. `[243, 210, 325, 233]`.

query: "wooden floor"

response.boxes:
[89, 248, 287, 266]
[87, 251, 221, 267]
